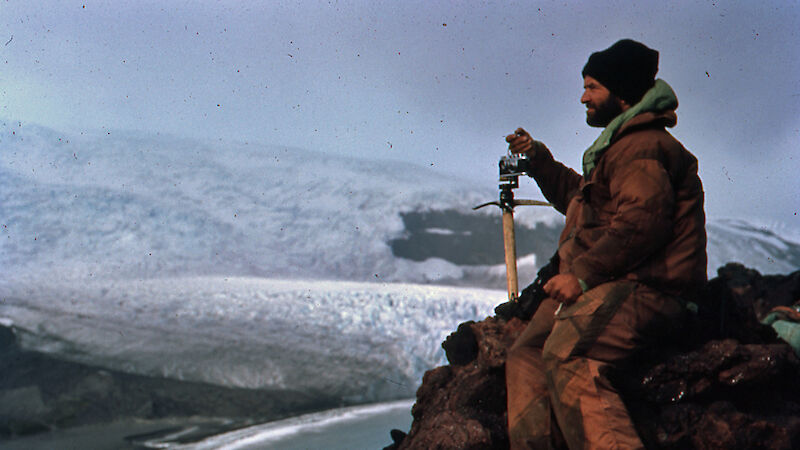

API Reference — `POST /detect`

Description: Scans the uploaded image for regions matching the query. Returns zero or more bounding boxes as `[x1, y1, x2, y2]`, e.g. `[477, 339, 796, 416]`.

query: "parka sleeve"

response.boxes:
[527, 141, 582, 215]
[569, 154, 674, 289]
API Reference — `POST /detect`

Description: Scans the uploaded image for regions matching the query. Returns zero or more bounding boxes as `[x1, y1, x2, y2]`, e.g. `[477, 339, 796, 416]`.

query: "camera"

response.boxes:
[499, 154, 532, 181]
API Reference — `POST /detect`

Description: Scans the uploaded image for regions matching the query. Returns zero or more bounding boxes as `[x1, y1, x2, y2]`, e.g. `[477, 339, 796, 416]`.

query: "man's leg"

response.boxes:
[506, 298, 561, 449]
[541, 282, 684, 450]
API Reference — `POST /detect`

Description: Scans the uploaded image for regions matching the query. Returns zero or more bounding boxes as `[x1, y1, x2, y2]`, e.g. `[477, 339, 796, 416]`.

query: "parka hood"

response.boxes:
[582, 79, 679, 176]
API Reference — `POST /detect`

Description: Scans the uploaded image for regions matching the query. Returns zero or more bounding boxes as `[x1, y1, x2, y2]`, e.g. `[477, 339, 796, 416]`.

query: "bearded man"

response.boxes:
[504, 39, 707, 449]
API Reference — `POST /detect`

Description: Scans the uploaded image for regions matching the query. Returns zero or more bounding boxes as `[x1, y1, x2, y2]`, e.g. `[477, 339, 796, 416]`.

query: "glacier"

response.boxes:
[1, 119, 799, 432]
[2, 277, 502, 402]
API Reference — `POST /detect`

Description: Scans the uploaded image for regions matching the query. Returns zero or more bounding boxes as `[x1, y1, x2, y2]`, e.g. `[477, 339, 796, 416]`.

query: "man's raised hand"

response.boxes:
[505, 128, 536, 156]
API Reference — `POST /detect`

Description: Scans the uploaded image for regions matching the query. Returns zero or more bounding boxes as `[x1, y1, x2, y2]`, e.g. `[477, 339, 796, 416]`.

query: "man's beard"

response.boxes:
[586, 95, 624, 127]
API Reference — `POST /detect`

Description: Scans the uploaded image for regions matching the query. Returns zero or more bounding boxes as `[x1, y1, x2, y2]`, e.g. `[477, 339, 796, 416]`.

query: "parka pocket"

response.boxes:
[554, 291, 604, 320]
[545, 282, 636, 361]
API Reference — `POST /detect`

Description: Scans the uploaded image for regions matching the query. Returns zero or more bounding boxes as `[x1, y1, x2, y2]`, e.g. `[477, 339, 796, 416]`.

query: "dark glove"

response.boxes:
[495, 251, 560, 321]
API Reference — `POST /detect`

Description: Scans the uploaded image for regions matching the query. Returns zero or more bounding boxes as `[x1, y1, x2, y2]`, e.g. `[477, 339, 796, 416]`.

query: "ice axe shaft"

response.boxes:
[502, 209, 519, 301]
[474, 190, 551, 302]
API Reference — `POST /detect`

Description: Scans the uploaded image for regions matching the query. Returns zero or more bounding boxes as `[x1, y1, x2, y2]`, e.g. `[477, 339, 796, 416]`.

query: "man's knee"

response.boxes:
[540, 345, 575, 396]
[506, 340, 546, 384]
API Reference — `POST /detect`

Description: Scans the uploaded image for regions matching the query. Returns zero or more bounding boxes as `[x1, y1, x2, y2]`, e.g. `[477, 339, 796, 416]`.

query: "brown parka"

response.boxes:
[528, 109, 707, 296]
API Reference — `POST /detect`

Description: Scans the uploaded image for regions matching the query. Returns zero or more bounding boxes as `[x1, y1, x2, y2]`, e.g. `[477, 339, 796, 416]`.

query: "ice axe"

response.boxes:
[474, 153, 551, 302]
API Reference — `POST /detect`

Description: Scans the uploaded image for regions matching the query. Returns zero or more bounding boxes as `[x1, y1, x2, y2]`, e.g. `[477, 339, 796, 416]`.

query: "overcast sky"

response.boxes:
[2, 1, 798, 225]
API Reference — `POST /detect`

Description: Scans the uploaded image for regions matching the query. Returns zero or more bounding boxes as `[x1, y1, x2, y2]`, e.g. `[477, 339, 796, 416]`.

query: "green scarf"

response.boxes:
[581, 79, 678, 176]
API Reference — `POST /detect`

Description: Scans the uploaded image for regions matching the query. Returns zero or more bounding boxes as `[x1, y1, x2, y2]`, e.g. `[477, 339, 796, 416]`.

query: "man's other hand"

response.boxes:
[505, 128, 536, 156]
[543, 273, 583, 305]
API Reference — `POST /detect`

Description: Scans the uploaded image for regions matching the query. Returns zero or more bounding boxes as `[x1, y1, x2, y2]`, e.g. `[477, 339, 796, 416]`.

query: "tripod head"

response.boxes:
[474, 153, 533, 212]
[498, 153, 533, 208]
[499, 153, 532, 186]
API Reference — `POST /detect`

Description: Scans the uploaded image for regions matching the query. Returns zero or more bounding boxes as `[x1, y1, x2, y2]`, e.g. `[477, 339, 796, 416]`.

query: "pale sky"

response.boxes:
[2, 0, 798, 225]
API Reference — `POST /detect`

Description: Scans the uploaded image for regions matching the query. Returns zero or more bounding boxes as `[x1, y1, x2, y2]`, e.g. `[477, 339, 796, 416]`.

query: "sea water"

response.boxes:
[146, 400, 414, 449]
[0, 401, 414, 450]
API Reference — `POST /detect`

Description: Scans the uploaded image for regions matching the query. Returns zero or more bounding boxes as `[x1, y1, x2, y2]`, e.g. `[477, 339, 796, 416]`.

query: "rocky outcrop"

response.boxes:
[386, 264, 800, 449]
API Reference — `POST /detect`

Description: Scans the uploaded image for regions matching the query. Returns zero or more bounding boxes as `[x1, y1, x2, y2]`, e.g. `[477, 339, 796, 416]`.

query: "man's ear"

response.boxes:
[619, 97, 631, 112]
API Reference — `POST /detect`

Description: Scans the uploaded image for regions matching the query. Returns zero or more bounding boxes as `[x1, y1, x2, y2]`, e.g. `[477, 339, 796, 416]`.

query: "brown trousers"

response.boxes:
[506, 281, 684, 450]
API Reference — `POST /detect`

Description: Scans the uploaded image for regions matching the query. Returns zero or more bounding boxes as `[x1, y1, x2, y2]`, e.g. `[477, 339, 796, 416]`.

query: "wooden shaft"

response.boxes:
[502, 209, 519, 302]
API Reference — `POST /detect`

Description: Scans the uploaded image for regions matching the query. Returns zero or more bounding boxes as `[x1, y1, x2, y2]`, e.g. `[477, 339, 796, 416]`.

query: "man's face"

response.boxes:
[580, 75, 624, 127]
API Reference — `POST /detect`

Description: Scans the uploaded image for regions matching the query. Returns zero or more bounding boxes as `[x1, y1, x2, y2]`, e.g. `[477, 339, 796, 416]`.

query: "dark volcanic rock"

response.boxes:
[391, 317, 526, 450]
[622, 340, 800, 449]
[389, 264, 800, 450]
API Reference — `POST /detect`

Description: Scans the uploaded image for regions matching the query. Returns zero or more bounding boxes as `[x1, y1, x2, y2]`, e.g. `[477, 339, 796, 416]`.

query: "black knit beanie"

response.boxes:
[582, 39, 659, 105]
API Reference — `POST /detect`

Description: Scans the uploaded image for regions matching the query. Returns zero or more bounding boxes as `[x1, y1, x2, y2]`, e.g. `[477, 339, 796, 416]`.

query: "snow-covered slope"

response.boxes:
[707, 219, 800, 277]
[0, 121, 560, 286]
